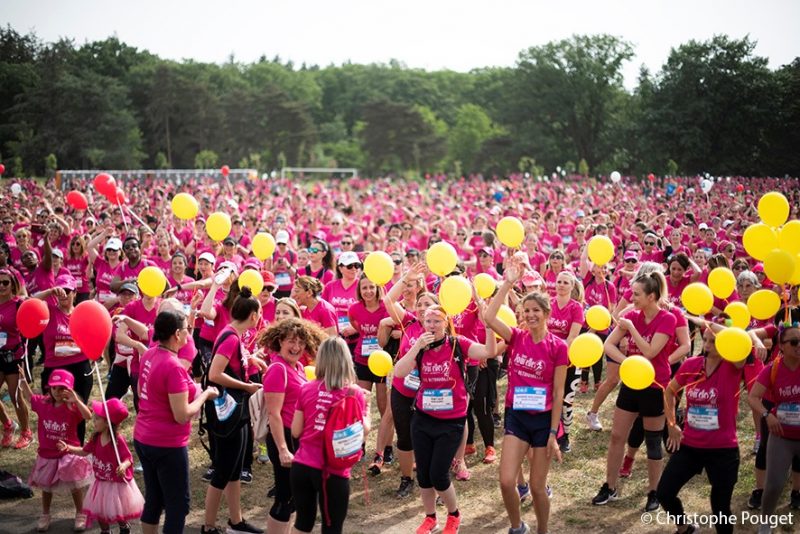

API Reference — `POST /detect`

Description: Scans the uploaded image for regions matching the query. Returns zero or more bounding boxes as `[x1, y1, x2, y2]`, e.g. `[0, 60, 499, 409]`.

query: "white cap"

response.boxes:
[217, 261, 238, 275]
[337, 251, 360, 266]
[198, 252, 216, 266]
[51, 248, 64, 259]
[105, 238, 123, 251]
[722, 219, 734, 228]
[698, 223, 709, 230]
[275, 230, 290, 244]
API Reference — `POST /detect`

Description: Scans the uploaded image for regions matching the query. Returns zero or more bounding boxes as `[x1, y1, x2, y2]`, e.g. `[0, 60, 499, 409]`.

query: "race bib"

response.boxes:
[403, 369, 420, 391]
[75, 279, 83, 289]
[361, 336, 380, 356]
[55, 339, 81, 357]
[777, 403, 800, 427]
[332, 421, 364, 458]
[182, 303, 192, 316]
[214, 391, 237, 422]
[98, 290, 113, 302]
[562, 235, 573, 245]
[275, 272, 291, 286]
[513, 386, 547, 411]
[0, 332, 6, 349]
[204, 318, 215, 327]
[421, 389, 453, 411]
[338, 316, 352, 332]
[687, 406, 719, 431]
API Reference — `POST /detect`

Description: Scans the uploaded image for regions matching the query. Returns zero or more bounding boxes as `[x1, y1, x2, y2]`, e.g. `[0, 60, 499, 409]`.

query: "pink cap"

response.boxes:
[91, 398, 129, 425]
[261, 270, 277, 289]
[48, 369, 75, 389]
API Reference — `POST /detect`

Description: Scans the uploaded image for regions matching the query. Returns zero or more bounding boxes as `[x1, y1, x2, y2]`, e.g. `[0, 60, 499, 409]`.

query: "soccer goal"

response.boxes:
[280, 167, 358, 180]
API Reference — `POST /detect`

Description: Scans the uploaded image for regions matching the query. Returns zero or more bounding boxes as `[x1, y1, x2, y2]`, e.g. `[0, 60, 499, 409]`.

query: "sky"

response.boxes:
[3, 0, 799, 89]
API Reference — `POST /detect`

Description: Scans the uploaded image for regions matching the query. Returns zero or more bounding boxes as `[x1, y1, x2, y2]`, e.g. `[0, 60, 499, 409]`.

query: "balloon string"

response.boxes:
[125, 207, 155, 234]
[94, 362, 122, 466]
[116, 199, 129, 233]
[603, 282, 618, 326]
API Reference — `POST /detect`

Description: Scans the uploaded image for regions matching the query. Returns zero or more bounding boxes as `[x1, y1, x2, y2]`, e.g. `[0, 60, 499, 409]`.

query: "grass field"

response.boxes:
[0, 363, 796, 534]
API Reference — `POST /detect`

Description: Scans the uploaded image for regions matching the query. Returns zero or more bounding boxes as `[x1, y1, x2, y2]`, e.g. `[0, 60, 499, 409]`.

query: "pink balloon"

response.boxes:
[16, 299, 50, 339]
[221, 165, 230, 177]
[93, 173, 116, 197]
[69, 301, 112, 361]
[66, 191, 88, 210]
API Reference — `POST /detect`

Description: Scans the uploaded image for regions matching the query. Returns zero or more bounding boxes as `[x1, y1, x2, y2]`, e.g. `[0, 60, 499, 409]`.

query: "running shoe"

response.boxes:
[202, 467, 215, 483]
[201, 527, 223, 534]
[383, 445, 394, 465]
[748, 488, 763, 510]
[1, 420, 18, 447]
[592, 483, 619, 505]
[482, 446, 497, 464]
[579, 381, 589, 394]
[36, 514, 51, 532]
[240, 470, 253, 484]
[14, 429, 32, 450]
[257, 444, 269, 464]
[226, 518, 263, 534]
[442, 513, 461, 534]
[368, 454, 384, 476]
[397, 476, 415, 498]
[464, 444, 477, 456]
[558, 434, 571, 453]
[517, 483, 530, 503]
[644, 490, 659, 512]
[416, 515, 439, 534]
[619, 455, 635, 478]
[586, 412, 603, 431]
[74, 512, 87, 532]
[508, 522, 531, 534]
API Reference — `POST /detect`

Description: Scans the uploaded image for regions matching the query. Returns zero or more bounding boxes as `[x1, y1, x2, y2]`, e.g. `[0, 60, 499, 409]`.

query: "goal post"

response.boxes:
[280, 167, 358, 180]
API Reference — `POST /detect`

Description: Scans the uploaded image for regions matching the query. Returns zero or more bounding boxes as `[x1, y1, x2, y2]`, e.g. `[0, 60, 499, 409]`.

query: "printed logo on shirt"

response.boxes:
[686, 386, 718, 404]
[421, 360, 452, 383]
[512, 354, 546, 381]
[779, 385, 800, 397]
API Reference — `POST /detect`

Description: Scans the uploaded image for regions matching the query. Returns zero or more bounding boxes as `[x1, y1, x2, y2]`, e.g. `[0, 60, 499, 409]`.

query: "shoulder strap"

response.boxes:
[204, 329, 243, 385]
[450, 336, 467, 383]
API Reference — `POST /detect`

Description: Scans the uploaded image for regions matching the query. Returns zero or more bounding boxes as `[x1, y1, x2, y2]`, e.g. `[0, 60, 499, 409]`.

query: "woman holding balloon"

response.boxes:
[0, 269, 32, 449]
[484, 260, 567, 534]
[593, 270, 676, 512]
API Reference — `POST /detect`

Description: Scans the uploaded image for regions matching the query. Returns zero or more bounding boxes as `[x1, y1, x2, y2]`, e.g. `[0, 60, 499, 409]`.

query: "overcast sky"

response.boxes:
[4, 0, 799, 89]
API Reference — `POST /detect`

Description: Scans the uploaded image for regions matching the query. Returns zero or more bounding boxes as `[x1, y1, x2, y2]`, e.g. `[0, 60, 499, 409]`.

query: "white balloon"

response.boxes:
[610, 171, 621, 183]
[701, 179, 714, 194]
[10, 183, 21, 196]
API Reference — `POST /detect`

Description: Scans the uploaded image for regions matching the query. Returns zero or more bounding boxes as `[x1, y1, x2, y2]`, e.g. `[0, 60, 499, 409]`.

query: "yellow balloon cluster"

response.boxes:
[681, 283, 714, 316]
[742, 191, 800, 287]
[707, 268, 736, 299]
[368, 350, 393, 377]
[568, 333, 604, 368]
[206, 212, 232, 242]
[758, 192, 790, 228]
[251, 233, 276, 261]
[473, 273, 497, 299]
[715, 327, 753, 362]
[363, 251, 394, 286]
[138, 266, 167, 297]
[426, 242, 458, 277]
[496, 216, 525, 248]
[587, 236, 615, 266]
[439, 276, 472, 316]
[171, 193, 199, 220]
[585, 306, 612, 331]
[742, 223, 777, 261]
[620, 356, 655, 390]
[238, 269, 264, 295]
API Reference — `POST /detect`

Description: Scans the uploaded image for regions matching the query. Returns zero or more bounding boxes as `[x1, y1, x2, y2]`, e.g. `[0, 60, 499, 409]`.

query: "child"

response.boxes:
[18, 366, 94, 532]
[58, 397, 144, 534]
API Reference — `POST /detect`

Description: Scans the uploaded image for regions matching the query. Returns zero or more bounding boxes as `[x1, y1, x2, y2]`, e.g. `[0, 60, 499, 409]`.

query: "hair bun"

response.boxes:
[239, 286, 253, 299]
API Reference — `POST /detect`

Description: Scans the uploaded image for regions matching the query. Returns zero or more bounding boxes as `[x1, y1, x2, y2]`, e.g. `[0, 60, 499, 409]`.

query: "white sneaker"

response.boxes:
[586, 412, 603, 431]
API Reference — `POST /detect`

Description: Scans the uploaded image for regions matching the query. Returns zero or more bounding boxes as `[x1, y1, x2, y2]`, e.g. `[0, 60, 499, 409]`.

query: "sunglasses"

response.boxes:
[341, 241, 353, 245]
[403, 226, 412, 231]
[62, 288, 74, 295]
[725, 248, 734, 253]
[123, 243, 139, 250]
[624, 259, 638, 264]
[784, 339, 800, 347]
[644, 241, 656, 246]
[308, 247, 321, 254]
[341, 263, 362, 270]
[0, 279, 11, 287]
[392, 259, 403, 265]
[551, 256, 564, 261]
[2, 220, 12, 224]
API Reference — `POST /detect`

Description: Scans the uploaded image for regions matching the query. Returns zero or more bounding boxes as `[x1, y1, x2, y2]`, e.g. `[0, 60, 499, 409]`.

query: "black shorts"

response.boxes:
[616, 384, 664, 417]
[390, 387, 415, 451]
[504, 409, 553, 448]
[0, 356, 23, 375]
[354, 362, 386, 384]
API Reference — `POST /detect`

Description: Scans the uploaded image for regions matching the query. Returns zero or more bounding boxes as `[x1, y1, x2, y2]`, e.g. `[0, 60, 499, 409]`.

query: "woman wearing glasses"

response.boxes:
[64, 236, 90, 304]
[542, 251, 567, 298]
[302, 240, 334, 285]
[321, 252, 362, 343]
[0, 269, 32, 449]
[639, 232, 665, 264]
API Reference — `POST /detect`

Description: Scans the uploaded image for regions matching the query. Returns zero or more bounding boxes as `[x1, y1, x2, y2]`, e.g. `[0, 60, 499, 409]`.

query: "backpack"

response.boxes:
[0, 470, 33, 499]
[199, 329, 250, 441]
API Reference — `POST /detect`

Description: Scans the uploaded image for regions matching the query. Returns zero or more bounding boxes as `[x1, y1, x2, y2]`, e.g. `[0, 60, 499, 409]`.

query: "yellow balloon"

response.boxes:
[568, 333, 604, 368]
[473, 273, 497, 299]
[707, 268, 736, 299]
[586, 305, 612, 331]
[764, 249, 796, 285]
[363, 251, 394, 286]
[789, 254, 800, 286]
[304, 365, 316, 380]
[251, 233, 276, 261]
[724, 301, 751, 329]
[496, 216, 525, 248]
[497, 304, 518, 329]
[587, 236, 614, 266]
[743, 223, 778, 261]
[171, 193, 199, 220]
[779, 220, 800, 255]
[238, 269, 264, 295]
[438, 275, 472, 316]
[206, 212, 232, 242]
[715, 327, 753, 363]
[758, 191, 790, 228]
[137, 266, 167, 297]
[426, 242, 458, 277]
[368, 350, 393, 377]
[620, 355, 655, 390]
[681, 283, 714, 316]
[747, 289, 781, 321]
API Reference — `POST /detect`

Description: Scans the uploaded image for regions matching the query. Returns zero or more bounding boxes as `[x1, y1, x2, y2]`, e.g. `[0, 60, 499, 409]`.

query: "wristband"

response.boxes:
[549, 429, 558, 436]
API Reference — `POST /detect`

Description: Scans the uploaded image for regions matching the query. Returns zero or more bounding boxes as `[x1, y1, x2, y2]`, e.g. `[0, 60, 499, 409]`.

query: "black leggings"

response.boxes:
[411, 411, 465, 491]
[390, 389, 415, 452]
[562, 366, 580, 436]
[210, 423, 247, 490]
[291, 462, 350, 534]
[41, 360, 92, 444]
[105, 364, 139, 412]
[267, 425, 299, 520]
[467, 360, 498, 448]
[657, 446, 739, 534]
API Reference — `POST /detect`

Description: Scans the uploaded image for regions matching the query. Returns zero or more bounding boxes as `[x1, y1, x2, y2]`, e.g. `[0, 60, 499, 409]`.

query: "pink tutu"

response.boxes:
[83, 478, 144, 526]
[28, 454, 93, 492]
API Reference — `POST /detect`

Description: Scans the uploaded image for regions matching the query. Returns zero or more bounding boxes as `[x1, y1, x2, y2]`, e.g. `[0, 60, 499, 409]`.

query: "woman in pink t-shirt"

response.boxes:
[665, 252, 701, 309]
[321, 251, 361, 340]
[291, 337, 370, 534]
[258, 317, 326, 534]
[0, 270, 32, 449]
[658, 322, 745, 534]
[595, 271, 676, 511]
[485, 262, 567, 534]
[292, 276, 338, 336]
[542, 250, 567, 297]
[64, 235, 90, 303]
[87, 230, 123, 308]
[394, 306, 496, 534]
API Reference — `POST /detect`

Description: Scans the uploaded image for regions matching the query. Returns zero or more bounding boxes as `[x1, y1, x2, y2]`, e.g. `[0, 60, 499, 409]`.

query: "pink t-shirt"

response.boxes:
[547, 298, 584, 340]
[83, 433, 134, 482]
[199, 291, 229, 342]
[622, 308, 677, 389]
[213, 325, 246, 379]
[506, 329, 569, 413]
[135, 346, 196, 447]
[301, 299, 338, 332]
[321, 279, 359, 320]
[391, 312, 424, 398]
[292, 382, 368, 478]
[757, 359, 800, 440]
[118, 299, 159, 376]
[119, 258, 155, 281]
[167, 274, 195, 309]
[262, 354, 307, 428]
[43, 303, 86, 368]
[348, 301, 388, 366]
[666, 276, 691, 309]
[64, 256, 89, 293]
[0, 297, 24, 359]
[413, 336, 474, 420]
[584, 277, 618, 309]
[675, 357, 741, 448]
[93, 259, 122, 303]
[543, 270, 558, 297]
[31, 394, 84, 459]
[25, 264, 55, 296]
[303, 266, 334, 286]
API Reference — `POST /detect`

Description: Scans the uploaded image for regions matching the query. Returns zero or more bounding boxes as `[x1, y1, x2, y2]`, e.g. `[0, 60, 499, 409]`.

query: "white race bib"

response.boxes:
[422, 389, 453, 411]
[55, 339, 81, 357]
[338, 316, 352, 331]
[275, 272, 291, 286]
[204, 318, 215, 327]
[687, 406, 719, 431]
[361, 336, 380, 357]
[512, 386, 547, 411]
[403, 369, 420, 391]
[332, 421, 364, 458]
[214, 390, 237, 421]
[777, 403, 800, 427]
[0, 332, 7, 349]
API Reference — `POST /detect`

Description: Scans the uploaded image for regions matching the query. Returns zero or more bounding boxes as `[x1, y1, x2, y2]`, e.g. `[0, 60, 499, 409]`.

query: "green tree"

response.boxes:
[447, 104, 500, 172]
[194, 149, 218, 169]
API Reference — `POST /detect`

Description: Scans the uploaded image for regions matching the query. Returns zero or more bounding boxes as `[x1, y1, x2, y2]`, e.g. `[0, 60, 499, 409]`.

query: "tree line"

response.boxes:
[1, 27, 797, 178]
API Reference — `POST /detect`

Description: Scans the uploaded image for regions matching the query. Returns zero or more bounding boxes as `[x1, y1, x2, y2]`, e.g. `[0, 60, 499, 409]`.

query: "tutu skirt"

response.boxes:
[28, 454, 93, 492]
[83, 478, 144, 526]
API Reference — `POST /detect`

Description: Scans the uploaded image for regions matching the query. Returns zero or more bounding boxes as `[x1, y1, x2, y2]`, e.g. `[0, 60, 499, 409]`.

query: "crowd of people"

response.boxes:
[0, 172, 799, 534]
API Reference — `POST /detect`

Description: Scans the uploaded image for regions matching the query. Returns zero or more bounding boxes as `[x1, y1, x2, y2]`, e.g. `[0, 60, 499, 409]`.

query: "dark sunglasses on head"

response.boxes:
[784, 339, 800, 347]
[342, 263, 362, 270]
[0, 279, 11, 287]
